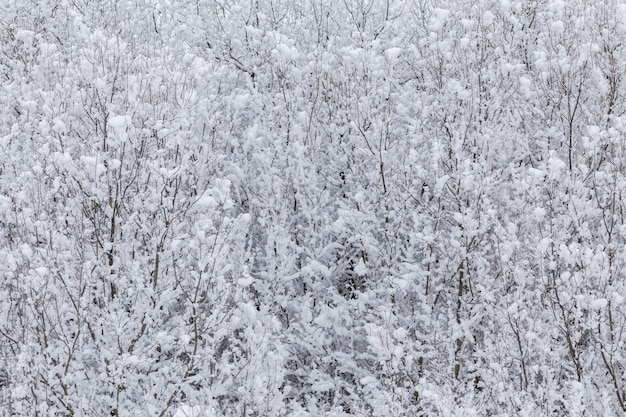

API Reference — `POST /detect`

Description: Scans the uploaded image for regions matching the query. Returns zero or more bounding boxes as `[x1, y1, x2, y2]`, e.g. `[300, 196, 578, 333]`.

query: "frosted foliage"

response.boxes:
[1, 0, 626, 415]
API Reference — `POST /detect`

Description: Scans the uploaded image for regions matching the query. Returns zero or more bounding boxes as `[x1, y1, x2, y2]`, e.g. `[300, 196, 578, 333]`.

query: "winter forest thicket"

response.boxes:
[2, 0, 626, 415]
